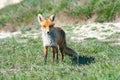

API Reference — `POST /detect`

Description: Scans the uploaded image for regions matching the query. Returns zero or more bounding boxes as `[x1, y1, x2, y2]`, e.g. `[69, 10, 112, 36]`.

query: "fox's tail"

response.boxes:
[64, 46, 78, 58]
[63, 46, 79, 64]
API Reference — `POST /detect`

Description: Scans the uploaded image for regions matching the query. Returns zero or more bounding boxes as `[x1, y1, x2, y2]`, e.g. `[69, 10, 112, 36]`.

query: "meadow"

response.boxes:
[0, 0, 120, 80]
[0, 0, 120, 29]
[0, 27, 120, 80]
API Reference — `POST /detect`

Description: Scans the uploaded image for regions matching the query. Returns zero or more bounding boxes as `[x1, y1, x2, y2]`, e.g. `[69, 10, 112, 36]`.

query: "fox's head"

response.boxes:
[38, 14, 55, 34]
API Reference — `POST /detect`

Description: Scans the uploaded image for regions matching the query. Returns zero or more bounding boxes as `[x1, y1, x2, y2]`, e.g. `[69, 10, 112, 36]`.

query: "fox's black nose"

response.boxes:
[47, 31, 50, 34]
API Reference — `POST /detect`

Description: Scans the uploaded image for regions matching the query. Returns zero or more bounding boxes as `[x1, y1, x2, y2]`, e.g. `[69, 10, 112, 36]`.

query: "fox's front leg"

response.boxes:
[51, 46, 58, 62]
[44, 46, 48, 63]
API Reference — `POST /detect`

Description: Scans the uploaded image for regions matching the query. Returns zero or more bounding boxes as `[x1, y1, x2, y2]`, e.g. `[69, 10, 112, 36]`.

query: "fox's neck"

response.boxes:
[41, 27, 57, 47]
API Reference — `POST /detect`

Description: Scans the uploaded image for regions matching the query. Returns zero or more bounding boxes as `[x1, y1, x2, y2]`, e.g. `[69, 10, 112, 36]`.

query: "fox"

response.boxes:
[38, 14, 79, 63]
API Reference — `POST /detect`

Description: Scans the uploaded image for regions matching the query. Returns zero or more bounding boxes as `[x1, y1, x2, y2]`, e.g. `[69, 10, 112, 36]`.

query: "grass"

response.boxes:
[0, 0, 120, 30]
[0, 0, 120, 79]
[70, 0, 120, 22]
[0, 0, 71, 28]
[0, 27, 120, 80]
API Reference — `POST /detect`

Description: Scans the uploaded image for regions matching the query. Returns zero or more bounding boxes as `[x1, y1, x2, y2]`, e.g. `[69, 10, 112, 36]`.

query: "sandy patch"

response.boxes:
[0, 0, 22, 9]
[71, 23, 120, 42]
[0, 31, 21, 39]
[0, 23, 120, 45]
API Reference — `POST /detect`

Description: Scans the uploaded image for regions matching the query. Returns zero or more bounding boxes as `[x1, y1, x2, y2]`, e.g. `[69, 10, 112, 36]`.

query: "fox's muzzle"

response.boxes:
[47, 31, 50, 34]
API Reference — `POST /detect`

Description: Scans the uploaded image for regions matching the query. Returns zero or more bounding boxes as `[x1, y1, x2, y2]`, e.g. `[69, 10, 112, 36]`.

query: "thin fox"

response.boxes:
[38, 14, 79, 63]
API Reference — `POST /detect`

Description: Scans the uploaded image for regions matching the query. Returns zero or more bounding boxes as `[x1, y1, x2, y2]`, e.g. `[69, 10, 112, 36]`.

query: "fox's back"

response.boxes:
[54, 27, 66, 46]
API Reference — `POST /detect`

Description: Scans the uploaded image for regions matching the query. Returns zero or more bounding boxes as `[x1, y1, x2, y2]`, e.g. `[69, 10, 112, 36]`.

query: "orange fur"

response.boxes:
[38, 14, 78, 63]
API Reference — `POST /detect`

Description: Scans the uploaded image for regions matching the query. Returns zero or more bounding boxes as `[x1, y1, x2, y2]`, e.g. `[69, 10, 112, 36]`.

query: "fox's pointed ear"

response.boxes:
[38, 14, 44, 22]
[49, 14, 55, 21]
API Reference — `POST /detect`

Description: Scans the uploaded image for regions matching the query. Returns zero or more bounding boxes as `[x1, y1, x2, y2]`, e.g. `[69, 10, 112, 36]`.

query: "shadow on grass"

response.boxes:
[72, 55, 95, 65]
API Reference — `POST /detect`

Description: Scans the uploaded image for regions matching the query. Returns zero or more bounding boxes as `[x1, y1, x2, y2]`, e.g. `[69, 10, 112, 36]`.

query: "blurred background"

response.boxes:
[0, 0, 120, 32]
[0, 0, 22, 9]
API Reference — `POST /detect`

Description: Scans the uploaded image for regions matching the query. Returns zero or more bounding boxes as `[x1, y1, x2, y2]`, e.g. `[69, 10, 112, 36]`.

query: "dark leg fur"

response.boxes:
[59, 47, 64, 61]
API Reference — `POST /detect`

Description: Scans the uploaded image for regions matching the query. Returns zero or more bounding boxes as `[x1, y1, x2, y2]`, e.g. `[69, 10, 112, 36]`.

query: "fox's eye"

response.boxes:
[50, 23, 55, 27]
[49, 25, 53, 28]
[43, 25, 46, 27]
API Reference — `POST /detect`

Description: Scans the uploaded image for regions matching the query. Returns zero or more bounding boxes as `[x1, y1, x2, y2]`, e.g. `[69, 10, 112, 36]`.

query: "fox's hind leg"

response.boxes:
[59, 46, 64, 61]
[55, 47, 58, 62]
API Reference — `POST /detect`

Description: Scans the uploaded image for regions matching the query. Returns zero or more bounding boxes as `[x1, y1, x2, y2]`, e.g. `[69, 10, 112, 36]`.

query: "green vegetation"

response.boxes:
[0, 28, 120, 80]
[20, 26, 31, 33]
[0, 0, 120, 29]
[70, 0, 120, 22]
[0, 0, 71, 28]
[0, 0, 120, 79]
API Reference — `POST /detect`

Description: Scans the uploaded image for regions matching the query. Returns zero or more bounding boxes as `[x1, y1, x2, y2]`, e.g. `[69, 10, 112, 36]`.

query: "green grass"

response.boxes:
[0, 0, 71, 27]
[0, 31, 120, 80]
[0, 0, 120, 79]
[70, 0, 120, 22]
[0, 0, 120, 29]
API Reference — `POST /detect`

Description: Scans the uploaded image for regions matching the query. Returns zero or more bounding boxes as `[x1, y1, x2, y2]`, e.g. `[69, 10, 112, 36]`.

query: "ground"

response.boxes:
[0, 0, 120, 79]
[1, 22, 120, 45]
[0, 22, 120, 80]
[0, 0, 22, 9]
